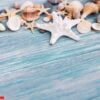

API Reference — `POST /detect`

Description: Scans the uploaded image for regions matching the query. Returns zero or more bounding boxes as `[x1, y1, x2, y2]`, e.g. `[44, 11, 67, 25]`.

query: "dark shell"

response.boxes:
[48, 0, 62, 5]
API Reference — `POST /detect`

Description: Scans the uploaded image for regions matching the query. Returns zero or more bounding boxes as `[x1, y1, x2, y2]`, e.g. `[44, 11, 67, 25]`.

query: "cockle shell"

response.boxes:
[0, 23, 6, 31]
[81, 2, 99, 19]
[21, 6, 40, 22]
[77, 20, 92, 33]
[7, 16, 21, 31]
[65, 0, 83, 19]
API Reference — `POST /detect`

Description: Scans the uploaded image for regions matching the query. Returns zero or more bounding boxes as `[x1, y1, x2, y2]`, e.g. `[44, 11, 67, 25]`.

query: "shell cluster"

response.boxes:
[0, 0, 99, 44]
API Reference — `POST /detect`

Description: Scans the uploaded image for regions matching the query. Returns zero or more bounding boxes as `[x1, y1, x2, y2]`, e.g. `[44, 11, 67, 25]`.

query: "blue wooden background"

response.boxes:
[0, 0, 100, 100]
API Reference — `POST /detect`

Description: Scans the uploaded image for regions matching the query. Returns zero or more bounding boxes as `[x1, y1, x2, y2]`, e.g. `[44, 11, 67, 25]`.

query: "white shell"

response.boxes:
[92, 23, 100, 31]
[20, 1, 33, 10]
[0, 23, 6, 31]
[7, 16, 21, 31]
[77, 20, 92, 33]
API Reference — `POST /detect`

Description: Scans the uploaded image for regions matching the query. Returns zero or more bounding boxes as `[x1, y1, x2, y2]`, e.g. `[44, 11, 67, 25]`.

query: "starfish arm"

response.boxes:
[65, 30, 80, 41]
[50, 32, 61, 45]
[70, 19, 81, 27]
[36, 23, 52, 31]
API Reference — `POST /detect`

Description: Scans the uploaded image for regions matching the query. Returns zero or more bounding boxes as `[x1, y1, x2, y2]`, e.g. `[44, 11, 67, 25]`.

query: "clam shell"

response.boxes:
[0, 23, 6, 31]
[7, 16, 21, 31]
[20, 1, 33, 10]
[92, 23, 100, 31]
[77, 20, 92, 33]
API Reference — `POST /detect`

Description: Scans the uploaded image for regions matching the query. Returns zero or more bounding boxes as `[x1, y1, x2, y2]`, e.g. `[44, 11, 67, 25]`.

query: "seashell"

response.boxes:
[0, 23, 6, 31]
[13, 2, 20, 9]
[48, 0, 62, 5]
[20, 1, 33, 10]
[77, 19, 92, 33]
[65, 0, 83, 19]
[92, 23, 100, 31]
[81, 2, 99, 19]
[7, 16, 21, 31]
[93, 0, 100, 9]
[21, 6, 40, 22]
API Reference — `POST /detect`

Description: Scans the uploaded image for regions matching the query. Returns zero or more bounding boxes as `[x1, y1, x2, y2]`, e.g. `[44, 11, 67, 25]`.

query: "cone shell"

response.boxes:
[77, 20, 92, 33]
[81, 2, 99, 19]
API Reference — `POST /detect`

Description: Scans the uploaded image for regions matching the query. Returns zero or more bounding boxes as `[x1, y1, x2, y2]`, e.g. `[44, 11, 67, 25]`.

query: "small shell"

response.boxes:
[20, 1, 33, 10]
[92, 23, 100, 31]
[0, 23, 6, 31]
[13, 2, 20, 9]
[81, 2, 99, 19]
[77, 20, 92, 33]
[7, 16, 21, 31]
[48, 0, 62, 5]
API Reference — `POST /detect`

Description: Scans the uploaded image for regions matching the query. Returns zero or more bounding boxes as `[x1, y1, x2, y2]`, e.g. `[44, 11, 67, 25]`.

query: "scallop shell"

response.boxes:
[20, 1, 33, 10]
[77, 20, 92, 33]
[0, 23, 6, 31]
[81, 2, 99, 19]
[7, 16, 21, 31]
[92, 23, 100, 31]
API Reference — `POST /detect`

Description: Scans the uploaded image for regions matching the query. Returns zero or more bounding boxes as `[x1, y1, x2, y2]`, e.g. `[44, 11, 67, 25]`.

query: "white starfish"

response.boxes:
[36, 12, 81, 45]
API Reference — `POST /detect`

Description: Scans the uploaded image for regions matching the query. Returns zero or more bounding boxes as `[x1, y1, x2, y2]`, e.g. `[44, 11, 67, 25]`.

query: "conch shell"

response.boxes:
[81, 2, 99, 19]
[65, 0, 83, 19]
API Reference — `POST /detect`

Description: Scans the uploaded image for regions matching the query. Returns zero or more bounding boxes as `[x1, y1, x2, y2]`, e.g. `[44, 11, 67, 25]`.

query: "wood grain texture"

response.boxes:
[0, 0, 100, 100]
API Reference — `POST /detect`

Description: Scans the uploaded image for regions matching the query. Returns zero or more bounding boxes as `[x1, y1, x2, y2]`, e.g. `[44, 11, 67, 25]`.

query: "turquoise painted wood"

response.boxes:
[0, 0, 100, 100]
